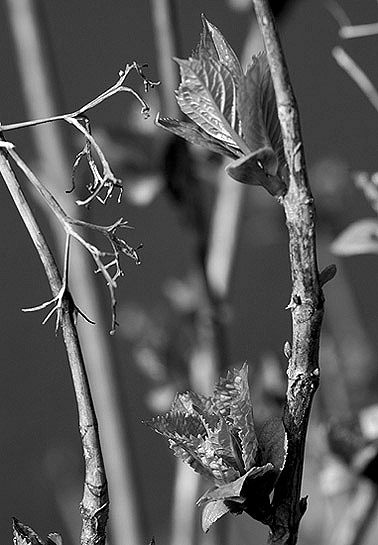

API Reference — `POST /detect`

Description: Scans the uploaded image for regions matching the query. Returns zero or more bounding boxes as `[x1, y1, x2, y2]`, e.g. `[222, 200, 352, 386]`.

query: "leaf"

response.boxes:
[211, 362, 258, 471]
[194, 15, 243, 83]
[145, 408, 238, 481]
[257, 417, 287, 471]
[205, 416, 244, 473]
[171, 390, 210, 414]
[238, 53, 283, 161]
[331, 218, 378, 256]
[46, 535, 63, 545]
[13, 519, 45, 545]
[175, 56, 244, 150]
[198, 463, 275, 505]
[201, 500, 230, 532]
[225, 148, 286, 196]
[168, 439, 216, 480]
[155, 116, 240, 158]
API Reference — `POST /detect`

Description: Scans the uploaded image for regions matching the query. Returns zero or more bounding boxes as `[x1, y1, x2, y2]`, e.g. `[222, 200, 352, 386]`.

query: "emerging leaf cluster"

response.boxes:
[146, 363, 287, 531]
[156, 15, 286, 197]
[12, 518, 62, 545]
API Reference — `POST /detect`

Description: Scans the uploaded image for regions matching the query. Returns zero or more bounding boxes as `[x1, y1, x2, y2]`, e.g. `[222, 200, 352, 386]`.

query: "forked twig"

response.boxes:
[8, 146, 141, 333]
[0, 62, 159, 207]
[22, 233, 94, 331]
[327, 0, 378, 39]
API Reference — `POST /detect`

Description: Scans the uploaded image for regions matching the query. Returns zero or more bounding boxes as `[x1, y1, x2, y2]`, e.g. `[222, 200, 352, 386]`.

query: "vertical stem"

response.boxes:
[0, 149, 108, 545]
[251, 2, 324, 544]
[5, 3, 146, 545]
[150, 0, 181, 117]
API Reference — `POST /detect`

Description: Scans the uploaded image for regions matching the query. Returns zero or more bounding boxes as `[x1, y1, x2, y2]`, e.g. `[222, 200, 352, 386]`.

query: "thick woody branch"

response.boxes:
[252, 2, 324, 544]
[0, 148, 109, 545]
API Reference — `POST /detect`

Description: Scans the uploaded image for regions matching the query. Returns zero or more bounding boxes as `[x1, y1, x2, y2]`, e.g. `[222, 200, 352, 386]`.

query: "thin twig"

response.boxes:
[0, 62, 158, 207]
[8, 147, 140, 334]
[0, 148, 109, 545]
[252, 2, 324, 544]
[332, 47, 378, 115]
[340, 23, 378, 39]
[327, 1, 378, 39]
[0, 62, 156, 132]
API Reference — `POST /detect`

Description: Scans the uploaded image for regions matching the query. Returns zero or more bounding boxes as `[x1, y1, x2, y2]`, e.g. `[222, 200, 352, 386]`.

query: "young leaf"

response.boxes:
[145, 410, 206, 438]
[238, 54, 274, 153]
[212, 362, 258, 471]
[194, 15, 243, 83]
[156, 15, 288, 196]
[156, 116, 240, 158]
[197, 463, 275, 505]
[46, 535, 63, 545]
[174, 56, 245, 151]
[13, 519, 45, 545]
[201, 500, 230, 532]
[225, 148, 286, 196]
[331, 218, 378, 255]
[257, 416, 287, 471]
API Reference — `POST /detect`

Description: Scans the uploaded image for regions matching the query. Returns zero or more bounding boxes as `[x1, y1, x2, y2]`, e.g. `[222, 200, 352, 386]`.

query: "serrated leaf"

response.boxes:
[46, 534, 62, 545]
[169, 439, 216, 480]
[145, 411, 205, 439]
[225, 148, 286, 196]
[193, 15, 243, 84]
[13, 519, 45, 545]
[212, 362, 258, 471]
[171, 390, 210, 414]
[155, 115, 240, 158]
[201, 500, 230, 532]
[238, 53, 283, 163]
[331, 218, 378, 256]
[206, 417, 244, 473]
[175, 56, 245, 150]
[258, 417, 287, 471]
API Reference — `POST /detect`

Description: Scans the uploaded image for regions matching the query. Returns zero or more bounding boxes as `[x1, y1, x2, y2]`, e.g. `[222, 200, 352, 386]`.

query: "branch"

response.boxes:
[327, 0, 378, 39]
[0, 148, 109, 545]
[0, 62, 159, 207]
[332, 46, 378, 115]
[7, 146, 141, 334]
[329, 479, 378, 545]
[251, 2, 324, 544]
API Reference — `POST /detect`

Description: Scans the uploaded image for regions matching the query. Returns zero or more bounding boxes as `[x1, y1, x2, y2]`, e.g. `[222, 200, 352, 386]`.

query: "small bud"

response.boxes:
[283, 341, 292, 360]
[319, 264, 337, 287]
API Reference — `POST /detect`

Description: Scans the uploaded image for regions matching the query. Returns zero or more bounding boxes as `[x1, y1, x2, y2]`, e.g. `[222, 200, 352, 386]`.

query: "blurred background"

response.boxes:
[1, 1, 378, 544]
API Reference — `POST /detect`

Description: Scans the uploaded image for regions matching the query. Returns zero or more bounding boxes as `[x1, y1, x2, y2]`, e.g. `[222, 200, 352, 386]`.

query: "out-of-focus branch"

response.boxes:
[252, 2, 324, 544]
[327, 0, 378, 39]
[330, 480, 378, 545]
[332, 47, 378, 115]
[150, 0, 180, 117]
[0, 148, 108, 545]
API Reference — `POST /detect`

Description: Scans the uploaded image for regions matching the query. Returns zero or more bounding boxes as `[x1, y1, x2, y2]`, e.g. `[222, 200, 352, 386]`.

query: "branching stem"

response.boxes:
[252, 2, 324, 544]
[0, 62, 157, 132]
[8, 147, 140, 333]
[0, 62, 159, 208]
[0, 148, 109, 545]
